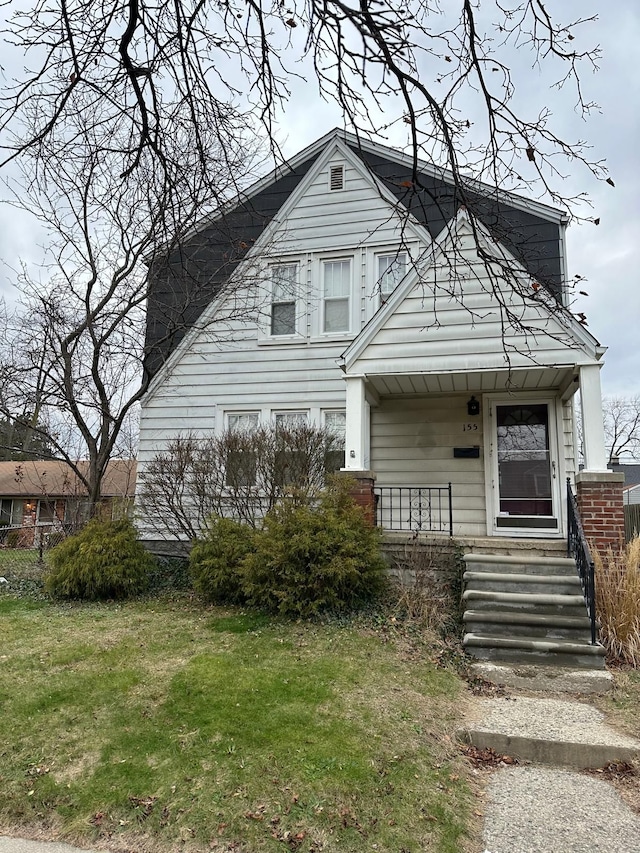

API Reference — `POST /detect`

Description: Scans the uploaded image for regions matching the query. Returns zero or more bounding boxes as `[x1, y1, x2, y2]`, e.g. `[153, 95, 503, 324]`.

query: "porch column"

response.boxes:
[341, 375, 376, 525]
[576, 363, 624, 554]
[579, 363, 608, 472]
[343, 375, 370, 470]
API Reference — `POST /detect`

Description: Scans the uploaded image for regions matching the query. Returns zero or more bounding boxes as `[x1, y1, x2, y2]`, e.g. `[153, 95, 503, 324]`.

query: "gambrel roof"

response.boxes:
[144, 129, 568, 377]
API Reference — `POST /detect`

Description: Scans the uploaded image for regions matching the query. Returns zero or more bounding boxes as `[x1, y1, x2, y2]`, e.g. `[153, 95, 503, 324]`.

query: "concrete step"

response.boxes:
[463, 633, 607, 668]
[462, 589, 587, 616]
[457, 695, 640, 769]
[463, 609, 593, 642]
[463, 570, 582, 596]
[463, 553, 577, 576]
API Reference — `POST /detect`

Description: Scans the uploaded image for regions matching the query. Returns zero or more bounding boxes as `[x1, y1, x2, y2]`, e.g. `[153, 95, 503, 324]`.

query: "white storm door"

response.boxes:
[490, 400, 561, 534]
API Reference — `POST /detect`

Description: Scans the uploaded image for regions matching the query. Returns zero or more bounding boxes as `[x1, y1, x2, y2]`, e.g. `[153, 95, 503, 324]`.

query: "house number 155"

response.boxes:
[463, 423, 479, 431]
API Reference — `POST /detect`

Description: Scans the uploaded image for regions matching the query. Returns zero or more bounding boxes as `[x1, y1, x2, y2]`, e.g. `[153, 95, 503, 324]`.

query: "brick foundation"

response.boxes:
[339, 470, 376, 525]
[575, 471, 625, 554]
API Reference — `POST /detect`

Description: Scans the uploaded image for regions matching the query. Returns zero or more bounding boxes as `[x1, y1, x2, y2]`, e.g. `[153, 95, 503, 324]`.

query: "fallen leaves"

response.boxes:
[460, 744, 519, 770]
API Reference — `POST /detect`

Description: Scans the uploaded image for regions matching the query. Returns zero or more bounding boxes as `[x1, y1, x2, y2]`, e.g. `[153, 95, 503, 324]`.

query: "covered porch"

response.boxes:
[342, 363, 610, 541]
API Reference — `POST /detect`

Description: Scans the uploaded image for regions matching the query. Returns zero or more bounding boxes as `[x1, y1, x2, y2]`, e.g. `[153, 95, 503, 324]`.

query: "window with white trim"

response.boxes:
[225, 411, 259, 487]
[274, 411, 309, 486]
[322, 259, 351, 333]
[227, 412, 259, 431]
[270, 263, 298, 336]
[323, 410, 346, 472]
[274, 411, 308, 429]
[377, 252, 407, 303]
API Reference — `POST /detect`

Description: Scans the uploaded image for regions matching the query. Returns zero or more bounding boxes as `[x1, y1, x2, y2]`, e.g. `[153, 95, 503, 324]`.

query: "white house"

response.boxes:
[138, 129, 621, 550]
[138, 129, 630, 666]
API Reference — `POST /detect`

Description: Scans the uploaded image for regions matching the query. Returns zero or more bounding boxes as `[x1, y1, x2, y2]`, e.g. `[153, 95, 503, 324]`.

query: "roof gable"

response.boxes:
[342, 209, 599, 376]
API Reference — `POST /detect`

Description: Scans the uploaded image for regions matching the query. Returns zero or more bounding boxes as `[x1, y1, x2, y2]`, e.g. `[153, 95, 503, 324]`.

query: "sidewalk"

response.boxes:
[0, 841, 99, 853]
[461, 663, 640, 853]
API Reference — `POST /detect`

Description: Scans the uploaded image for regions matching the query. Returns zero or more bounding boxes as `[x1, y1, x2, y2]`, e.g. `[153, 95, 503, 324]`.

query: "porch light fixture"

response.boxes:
[467, 396, 480, 417]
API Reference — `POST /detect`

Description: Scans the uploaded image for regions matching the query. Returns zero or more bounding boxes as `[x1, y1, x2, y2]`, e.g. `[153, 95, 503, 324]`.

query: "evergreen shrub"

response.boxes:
[190, 516, 254, 604]
[45, 517, 154, 600]
[242, 479, 387, 617]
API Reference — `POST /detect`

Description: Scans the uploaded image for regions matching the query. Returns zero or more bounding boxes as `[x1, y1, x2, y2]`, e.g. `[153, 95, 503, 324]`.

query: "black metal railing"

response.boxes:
[567, 478, 597, 644]
[374, 484, 453, 536]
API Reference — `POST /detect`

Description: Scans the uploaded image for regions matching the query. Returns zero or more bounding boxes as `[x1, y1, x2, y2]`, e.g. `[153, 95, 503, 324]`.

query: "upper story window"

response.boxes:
[377, 252, 407, 303]
[322, 258, 351, 333]
[270, 263, 298, 336]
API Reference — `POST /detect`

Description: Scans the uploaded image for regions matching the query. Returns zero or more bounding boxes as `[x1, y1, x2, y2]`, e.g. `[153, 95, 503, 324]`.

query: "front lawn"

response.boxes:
[0, 595, 478, 853]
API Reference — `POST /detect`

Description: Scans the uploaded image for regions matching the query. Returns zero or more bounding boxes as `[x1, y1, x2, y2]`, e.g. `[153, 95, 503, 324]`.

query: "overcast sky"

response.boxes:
[1, 1, 638, 399]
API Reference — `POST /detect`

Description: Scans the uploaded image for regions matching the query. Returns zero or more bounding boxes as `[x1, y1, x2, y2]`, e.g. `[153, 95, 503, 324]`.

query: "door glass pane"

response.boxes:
[497, 404, 553, 517]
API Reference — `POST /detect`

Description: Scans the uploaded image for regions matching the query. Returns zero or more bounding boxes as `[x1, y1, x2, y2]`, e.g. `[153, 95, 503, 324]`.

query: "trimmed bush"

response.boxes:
[241, 479, 387, 617]
[45, 517, 155, 600]
[190, 516, 254, 604]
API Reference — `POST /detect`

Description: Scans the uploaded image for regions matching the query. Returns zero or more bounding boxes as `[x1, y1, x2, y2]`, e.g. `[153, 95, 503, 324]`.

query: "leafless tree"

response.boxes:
[1, 1, 609, 213]
[1, 110, 262, 510]
[604, 396, 640, 463]
[0, 2, 614, 507]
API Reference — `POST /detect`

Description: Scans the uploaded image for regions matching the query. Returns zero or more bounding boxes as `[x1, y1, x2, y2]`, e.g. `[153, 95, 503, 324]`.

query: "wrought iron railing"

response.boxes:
[566, 478, 597, 644]
[374, 484, 453, 536]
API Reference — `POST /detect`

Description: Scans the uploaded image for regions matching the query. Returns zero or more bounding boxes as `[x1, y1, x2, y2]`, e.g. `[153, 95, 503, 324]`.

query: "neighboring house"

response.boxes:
[137, 129, 620, 551]
[611, 462, 640, 488]
[624, 484, 640, 506]
[0, 459, 136, 546]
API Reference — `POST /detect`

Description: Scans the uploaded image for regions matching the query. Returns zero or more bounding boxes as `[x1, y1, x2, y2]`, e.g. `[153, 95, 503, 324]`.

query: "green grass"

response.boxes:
[0, 595, 477, 853]
[593, 668, 640, 740]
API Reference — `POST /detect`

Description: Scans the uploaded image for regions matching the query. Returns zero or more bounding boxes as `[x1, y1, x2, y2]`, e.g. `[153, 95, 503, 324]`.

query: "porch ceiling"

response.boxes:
[367, 366, 576, 397]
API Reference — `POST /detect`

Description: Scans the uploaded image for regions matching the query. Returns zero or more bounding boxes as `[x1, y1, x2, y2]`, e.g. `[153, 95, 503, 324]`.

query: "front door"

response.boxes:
[491, 401, 560, 533]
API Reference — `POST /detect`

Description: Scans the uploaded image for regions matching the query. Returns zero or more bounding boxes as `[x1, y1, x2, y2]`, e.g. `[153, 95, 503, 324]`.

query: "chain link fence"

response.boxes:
[0, 524, 70, 593]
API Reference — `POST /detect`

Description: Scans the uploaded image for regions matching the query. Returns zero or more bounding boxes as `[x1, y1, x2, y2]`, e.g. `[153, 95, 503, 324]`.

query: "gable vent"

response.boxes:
[329, 164, 344, 191]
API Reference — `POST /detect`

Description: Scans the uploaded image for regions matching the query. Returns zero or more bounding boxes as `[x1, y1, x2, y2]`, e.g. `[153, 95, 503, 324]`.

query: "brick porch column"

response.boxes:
[339, 470, 377, 526]
[574, 471, 625, 554]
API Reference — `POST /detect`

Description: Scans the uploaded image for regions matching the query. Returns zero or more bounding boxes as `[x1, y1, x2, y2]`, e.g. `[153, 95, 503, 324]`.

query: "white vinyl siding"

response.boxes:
[370, 395, 486, 537]
[347, 223, 595, 377]
[323, 259, 351, 333]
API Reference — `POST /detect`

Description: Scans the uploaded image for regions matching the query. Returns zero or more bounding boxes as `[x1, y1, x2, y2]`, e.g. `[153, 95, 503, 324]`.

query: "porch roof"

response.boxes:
[362, 365, 577, 399]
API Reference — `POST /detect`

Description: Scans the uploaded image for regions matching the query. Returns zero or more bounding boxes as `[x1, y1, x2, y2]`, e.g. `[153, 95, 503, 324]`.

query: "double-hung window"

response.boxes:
[274, 411, 308, 486]
[377, 252, 407, 304]
[226, 412, 259, 487]
[322, 259, 351, 333]
[323, 410, 346, 473]
[270, 263, 298, 336]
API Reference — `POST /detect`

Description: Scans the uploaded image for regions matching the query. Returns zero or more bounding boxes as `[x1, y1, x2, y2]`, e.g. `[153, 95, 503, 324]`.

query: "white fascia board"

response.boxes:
[341, 208, 600, 372]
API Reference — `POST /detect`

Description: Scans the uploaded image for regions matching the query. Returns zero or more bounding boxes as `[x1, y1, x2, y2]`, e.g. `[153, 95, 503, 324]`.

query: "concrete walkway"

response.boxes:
[462, 663, 640, 853]
[0, 841, 99, 853]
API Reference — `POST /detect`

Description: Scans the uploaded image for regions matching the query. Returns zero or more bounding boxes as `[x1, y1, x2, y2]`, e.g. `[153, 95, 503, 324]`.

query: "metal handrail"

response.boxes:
[567, 478, 597, 644]
[374, 484, 453, 536]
